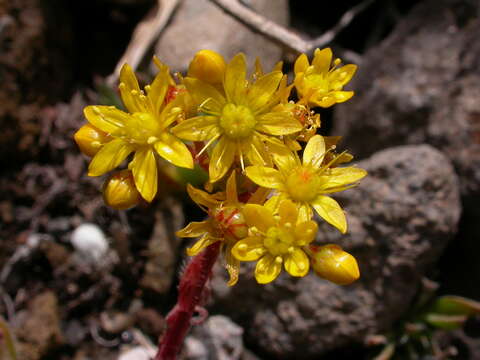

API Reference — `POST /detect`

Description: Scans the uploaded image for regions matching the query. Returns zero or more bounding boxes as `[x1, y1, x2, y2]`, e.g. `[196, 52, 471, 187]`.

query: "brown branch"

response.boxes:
[209, 0, 375, 54]
[107, 0, 181, 86]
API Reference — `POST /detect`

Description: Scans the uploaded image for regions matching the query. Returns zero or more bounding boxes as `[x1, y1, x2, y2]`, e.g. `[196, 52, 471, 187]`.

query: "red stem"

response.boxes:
[155, 242, 221, 360]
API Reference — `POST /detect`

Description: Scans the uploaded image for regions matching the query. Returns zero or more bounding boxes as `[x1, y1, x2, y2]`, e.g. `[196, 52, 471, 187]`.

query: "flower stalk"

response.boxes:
[155, 242, 221, 360]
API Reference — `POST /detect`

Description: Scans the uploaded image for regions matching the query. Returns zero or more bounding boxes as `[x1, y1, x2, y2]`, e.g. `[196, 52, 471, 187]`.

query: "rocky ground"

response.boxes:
[1, 0, 480, 359]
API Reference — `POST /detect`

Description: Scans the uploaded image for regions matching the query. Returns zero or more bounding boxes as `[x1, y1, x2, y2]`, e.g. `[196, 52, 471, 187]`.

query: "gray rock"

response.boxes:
[332, 0, 480, 196]
[154, 0, 289, 72]
[210, 145, 461, 358]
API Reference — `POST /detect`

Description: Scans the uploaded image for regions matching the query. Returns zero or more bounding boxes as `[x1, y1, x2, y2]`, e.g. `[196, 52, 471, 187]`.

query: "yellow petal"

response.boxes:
[88, 138, 133, 176]
[256, 112, 303, 136]
[271, 143, 298, 174]
[232, 236, 265, 261]
[225, 244, 240, 286]
[183, 77, 225, 113]
[131, 148, 158, 202]
[247, 186, 270, 205]
[245, 135, 271, 167]
[224, 53, 247, 104]
[294, 221, 318, 245]
[312, 48, 332, 74]
[176, 221, 211, 238]
[311, 195, 347, 233]
[264, 194, 283, 214]
[225, 170, 238, 204]
[243, 204, 275, 232]
[186, 234, 221, 256]
[255, 254, 282, 284]
[320, 167, 367, 192]
[298, 202, 313, 223]
[187, 49, 226, 85]
[311, 94, 337, 108]
[147, 64, 170, 115]
[278, 199, 298, 226]
[247, 71, 283, 111]
[330, 64, 357, 88]
[294, 53, 309, 75]
[172, 115, 220, 141]
[154, 133, 193, 169]
[84, 106, 127, 135]
[245, 166, 283, 189]
[303, 135, 326, 168]
[333, 91, 354, 103]
[284, 248, 309, 277]
[119, 63, 147, 113]
[209, 137, 236, 183]
[186, 184, 220, 210]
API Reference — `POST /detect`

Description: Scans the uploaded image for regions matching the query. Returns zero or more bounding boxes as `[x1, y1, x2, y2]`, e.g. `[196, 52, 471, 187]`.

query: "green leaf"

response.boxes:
[424, 313, 467, 330]
[429, 295, 480, 316]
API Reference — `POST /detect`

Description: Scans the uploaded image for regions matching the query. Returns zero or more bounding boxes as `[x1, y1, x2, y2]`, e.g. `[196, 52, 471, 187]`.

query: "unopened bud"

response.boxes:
[74, 123, 110, 157]
[188, 50, 226, 84]
[103, 170, 141, 210]
[310, 244, 360, 285]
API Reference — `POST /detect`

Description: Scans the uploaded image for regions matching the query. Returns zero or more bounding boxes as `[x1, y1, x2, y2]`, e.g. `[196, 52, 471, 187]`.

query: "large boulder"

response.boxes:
[331, 0, 480, 196]
[210, 145, 461, 358]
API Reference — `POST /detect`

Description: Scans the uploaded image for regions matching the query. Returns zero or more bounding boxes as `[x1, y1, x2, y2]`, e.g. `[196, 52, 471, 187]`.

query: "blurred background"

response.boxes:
[1, 0, 480, 359]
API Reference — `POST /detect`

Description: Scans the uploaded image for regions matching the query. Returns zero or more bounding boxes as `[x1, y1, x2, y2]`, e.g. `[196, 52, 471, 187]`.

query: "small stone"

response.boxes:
[70, 223, 108, 264]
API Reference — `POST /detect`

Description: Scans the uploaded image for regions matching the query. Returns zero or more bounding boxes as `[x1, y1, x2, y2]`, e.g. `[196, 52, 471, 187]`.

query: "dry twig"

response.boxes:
[209, 0, 375, 55]
[107, 0, 181, 85]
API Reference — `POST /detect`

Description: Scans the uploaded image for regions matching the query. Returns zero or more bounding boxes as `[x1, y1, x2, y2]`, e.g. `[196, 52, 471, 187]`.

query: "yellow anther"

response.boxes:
[287, 246, 295, 254]
[147, 136, 158, 144]
[275, 256, 283, 264]
[284, 222, 292, 229]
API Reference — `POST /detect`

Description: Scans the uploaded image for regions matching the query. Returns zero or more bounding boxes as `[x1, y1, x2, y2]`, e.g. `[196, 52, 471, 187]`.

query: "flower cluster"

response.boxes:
[75, 48, 366, 285]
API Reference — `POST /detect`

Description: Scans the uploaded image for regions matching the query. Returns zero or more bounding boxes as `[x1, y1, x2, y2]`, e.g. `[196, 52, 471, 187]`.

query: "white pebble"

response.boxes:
[70, 223, 108, 264]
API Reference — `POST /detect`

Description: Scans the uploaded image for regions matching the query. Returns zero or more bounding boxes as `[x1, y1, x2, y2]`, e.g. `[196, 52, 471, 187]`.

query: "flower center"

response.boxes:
[219, 103, 256, 139]
[285, 166, 321, 202]
[263, 227, 295, 256]
[126, 112, 161, 144]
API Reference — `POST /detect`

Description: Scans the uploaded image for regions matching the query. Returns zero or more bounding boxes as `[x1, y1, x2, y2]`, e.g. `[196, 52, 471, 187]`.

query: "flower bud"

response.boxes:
[188, 50, 226, 85]
[102, 170, 141, 210]
[309, 244, 360, 285]
[74, 123, 110, 157]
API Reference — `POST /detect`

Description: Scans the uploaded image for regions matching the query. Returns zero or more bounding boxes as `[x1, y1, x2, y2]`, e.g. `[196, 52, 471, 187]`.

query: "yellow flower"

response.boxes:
[232, 200, 317, 284]
[102, 169, 142, 210]
[83, 60, 194, 202]
[176, 171, 251, 286]
[294, 48, 357, 108]
[245, 135, 367, 233]
[308, 244, 360, 285]
[172, 53, 303, 183]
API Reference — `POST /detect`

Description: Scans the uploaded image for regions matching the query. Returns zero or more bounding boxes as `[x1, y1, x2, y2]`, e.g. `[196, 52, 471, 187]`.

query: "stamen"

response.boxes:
[196, 133, 221, 158]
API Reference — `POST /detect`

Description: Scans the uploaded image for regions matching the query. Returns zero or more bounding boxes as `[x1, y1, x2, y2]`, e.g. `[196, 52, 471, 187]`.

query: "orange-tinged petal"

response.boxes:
[284, 248, 309, 277]
[310, 244, 360, 285]
[154, 133, 193, 169]
[245, 166, 283, 189]
[243, 204, 275, 233]
[88, 138, 133, 176]
[255, 254, 282, 284]
[311, 195, 347, 233]
[232, 236, 265, 261]
[74, 123, 111, 157]
[278, 199, 298, 226]
[247, 71, 283, 111]
[209, 136, 236, 183]
[256, 112, 302, 136]
[186, 184, 220, 210]
[84, 106, 127, 135]
[312, 48, 332, 74]
[176, 221, 211, 238]
[183, 77, 225, 113]
[131, 148, 158, 202]
[224, 53, 247, 104]
[294, 53, 309, 75]
[294, 221, 318, 245]
[303, 135, 326, 168]
[172, 115, 220, 141]
[119, 63, 148, 113]
[186, 234, 221, 256]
